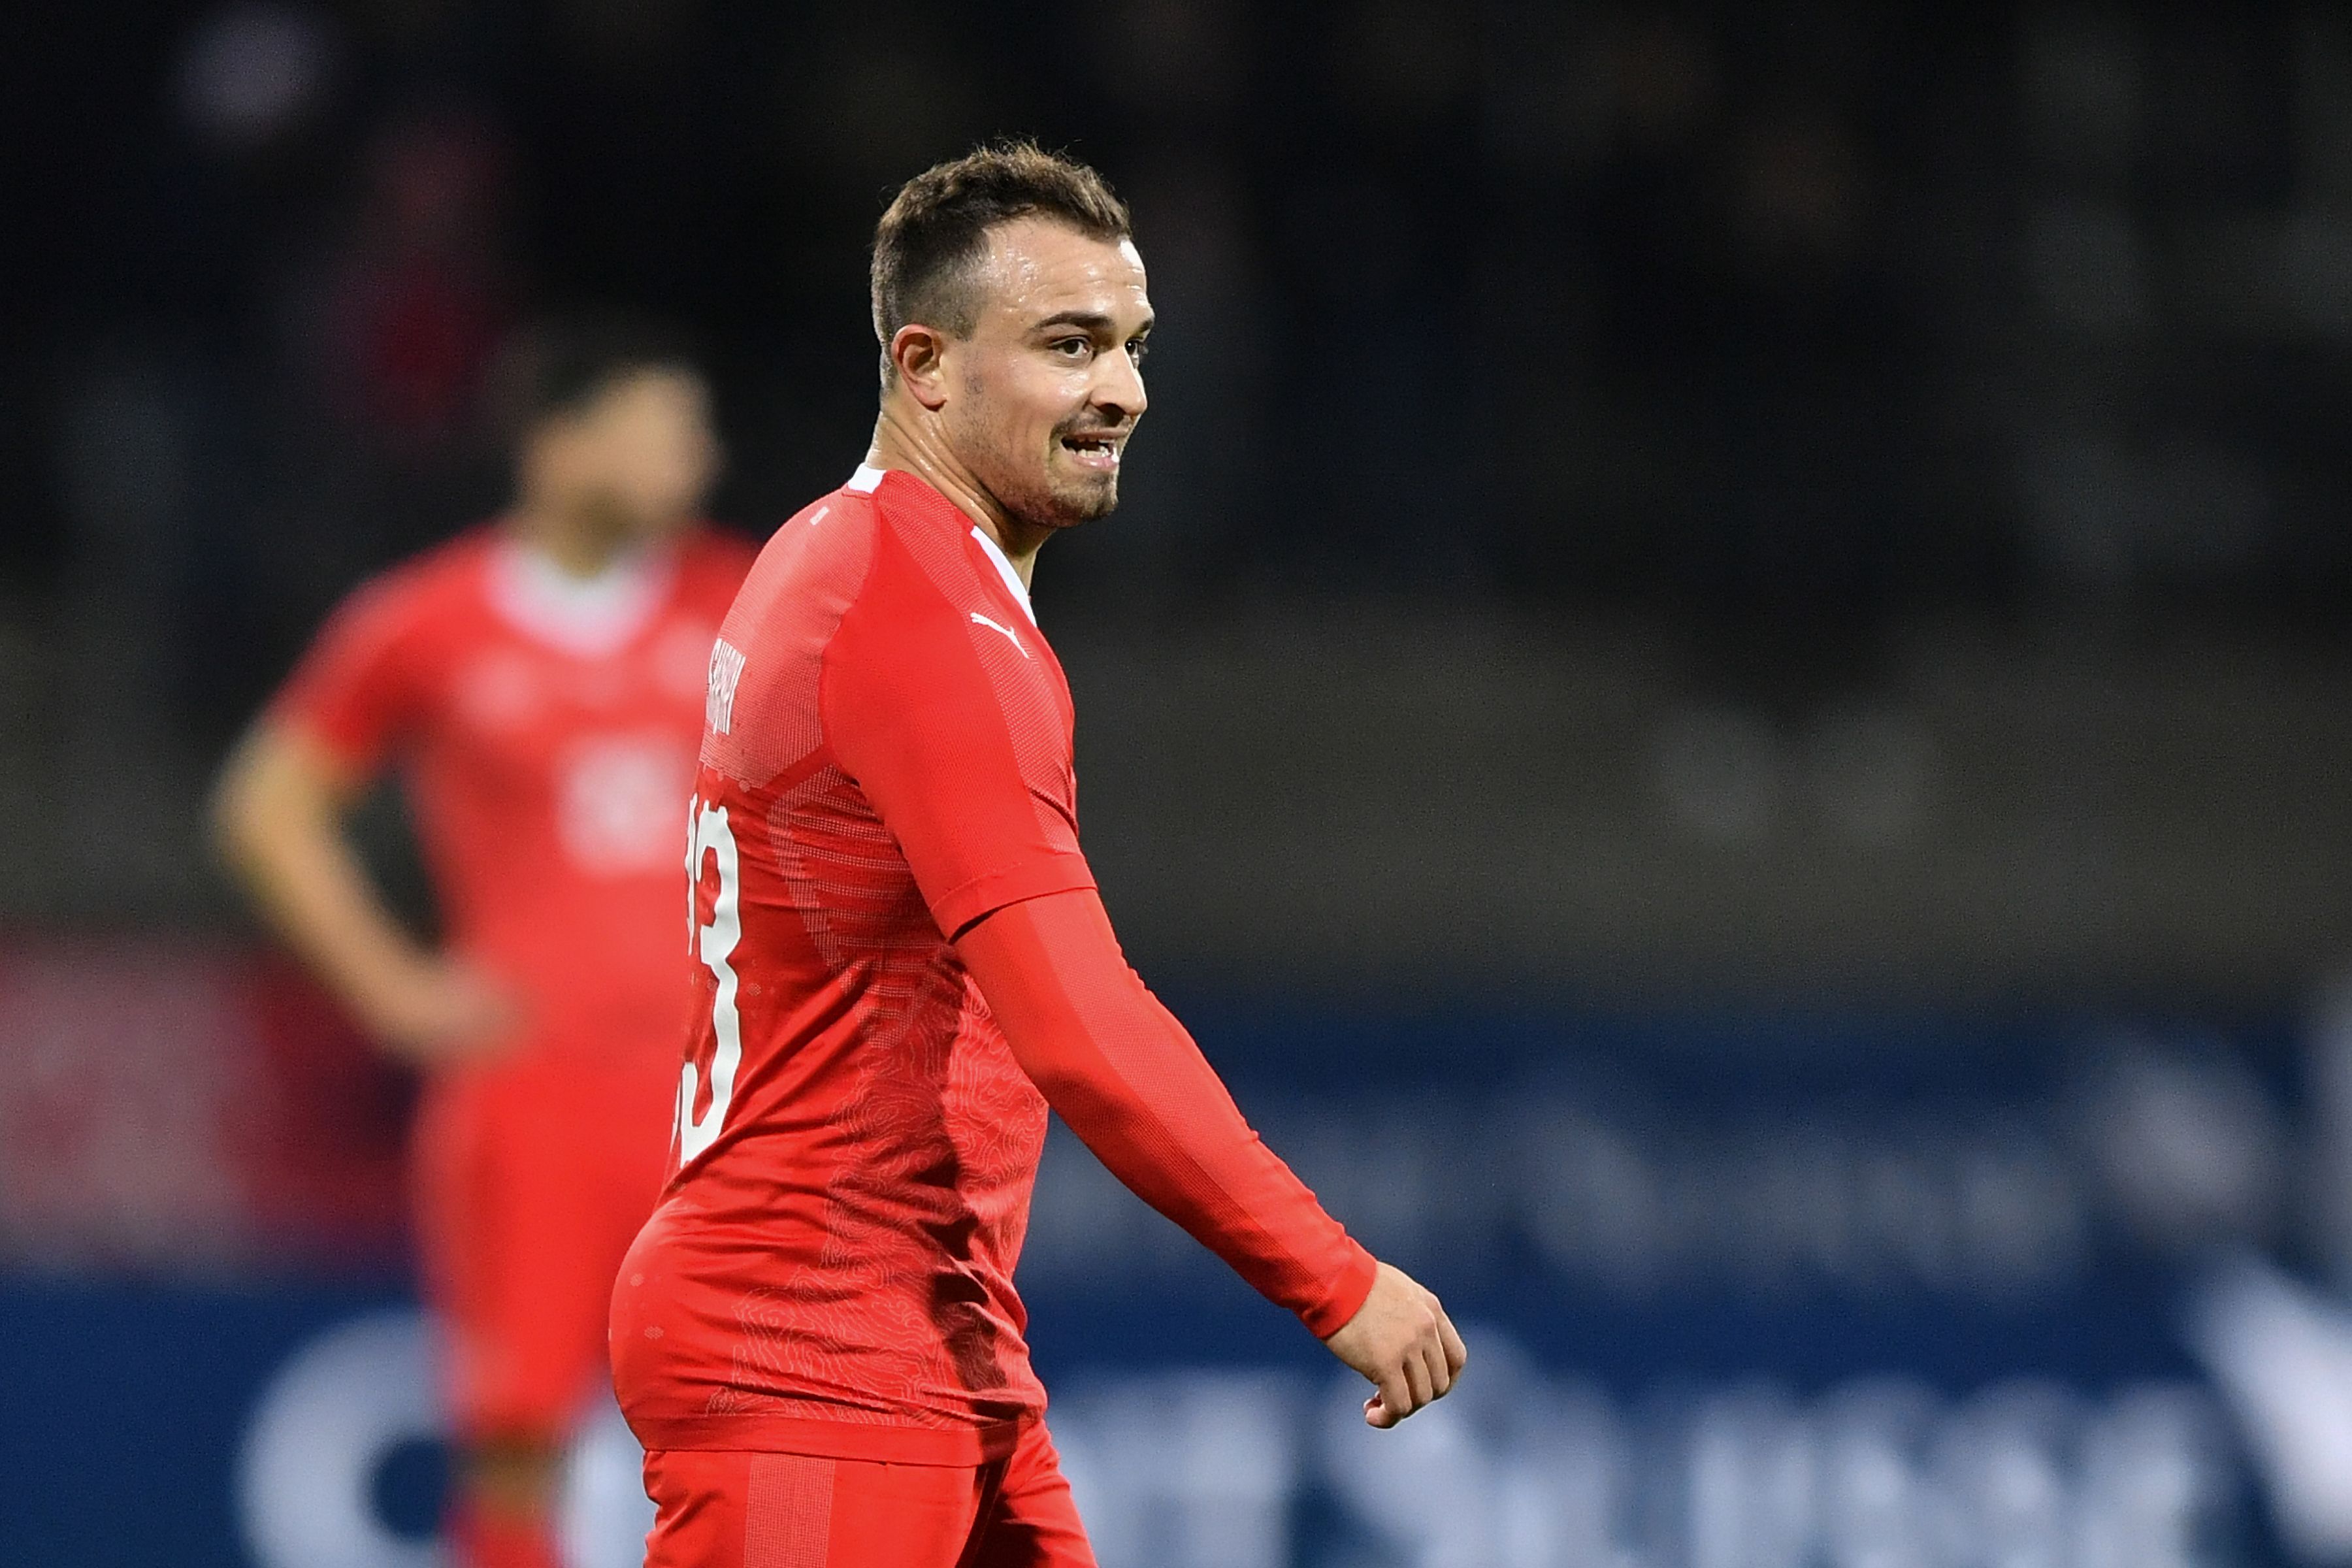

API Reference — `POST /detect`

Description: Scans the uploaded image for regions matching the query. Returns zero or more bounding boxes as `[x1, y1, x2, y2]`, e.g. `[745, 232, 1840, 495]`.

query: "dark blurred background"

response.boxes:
[9, 0, 2352, 998]
[12, 3, 2352, 1566]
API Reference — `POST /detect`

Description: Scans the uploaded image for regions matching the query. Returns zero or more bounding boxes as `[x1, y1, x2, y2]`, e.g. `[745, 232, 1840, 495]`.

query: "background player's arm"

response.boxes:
[210, 721, 516, 1063]
[955, 887, 1467, 1427]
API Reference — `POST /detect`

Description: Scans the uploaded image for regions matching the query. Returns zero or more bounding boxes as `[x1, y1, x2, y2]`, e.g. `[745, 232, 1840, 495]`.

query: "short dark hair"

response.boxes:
[870, 140, 1130, 366]
[493, 311, 702, 440]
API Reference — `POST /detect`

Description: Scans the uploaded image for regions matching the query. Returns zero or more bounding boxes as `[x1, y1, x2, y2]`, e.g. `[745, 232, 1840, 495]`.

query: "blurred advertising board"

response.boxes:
[0, 938, 410, 1272]
[5, 942, 2351, 1566]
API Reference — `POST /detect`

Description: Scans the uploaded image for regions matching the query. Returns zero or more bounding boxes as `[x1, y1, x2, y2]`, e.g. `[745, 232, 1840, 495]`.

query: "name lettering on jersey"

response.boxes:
[969, 612, 1030, 659]
[706, 638, 748, 734]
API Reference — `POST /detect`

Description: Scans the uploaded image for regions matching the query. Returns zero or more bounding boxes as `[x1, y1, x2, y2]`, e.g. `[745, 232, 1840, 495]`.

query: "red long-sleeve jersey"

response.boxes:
[610, 466, 1374, 1463]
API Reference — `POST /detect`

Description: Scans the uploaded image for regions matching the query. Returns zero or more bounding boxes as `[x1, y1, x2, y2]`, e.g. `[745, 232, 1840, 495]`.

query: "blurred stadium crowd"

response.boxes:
[25, 1, 2352, 685]
[8, 1, 2352, 995]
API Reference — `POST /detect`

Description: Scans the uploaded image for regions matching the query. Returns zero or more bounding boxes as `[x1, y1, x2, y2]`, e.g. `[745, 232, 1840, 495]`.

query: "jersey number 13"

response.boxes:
[678, 796, 742, 1165]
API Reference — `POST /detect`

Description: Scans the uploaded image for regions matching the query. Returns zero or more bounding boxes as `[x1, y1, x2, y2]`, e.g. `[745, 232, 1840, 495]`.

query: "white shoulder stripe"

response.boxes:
[842, 463, 1033, 625]
[968, 527, 1036, 626]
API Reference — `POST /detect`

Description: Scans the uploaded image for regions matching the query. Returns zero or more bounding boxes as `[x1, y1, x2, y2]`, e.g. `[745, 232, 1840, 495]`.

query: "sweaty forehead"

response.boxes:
[975, 218, 1150, 331]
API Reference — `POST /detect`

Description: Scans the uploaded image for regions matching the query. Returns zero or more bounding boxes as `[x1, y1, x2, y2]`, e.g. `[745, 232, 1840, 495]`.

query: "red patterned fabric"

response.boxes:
[612, 468, 1373, 1465]
[641, 1417, 1094, 1567]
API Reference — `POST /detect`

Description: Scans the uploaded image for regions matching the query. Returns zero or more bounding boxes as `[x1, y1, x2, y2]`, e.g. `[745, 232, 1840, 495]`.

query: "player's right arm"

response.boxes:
[211, 723, 514, 1063]
[210, 571, 515, 1064]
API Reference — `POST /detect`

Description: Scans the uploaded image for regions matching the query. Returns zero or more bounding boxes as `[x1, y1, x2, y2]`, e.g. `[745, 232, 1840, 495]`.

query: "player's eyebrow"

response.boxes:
[1030, 310, 1153, 336]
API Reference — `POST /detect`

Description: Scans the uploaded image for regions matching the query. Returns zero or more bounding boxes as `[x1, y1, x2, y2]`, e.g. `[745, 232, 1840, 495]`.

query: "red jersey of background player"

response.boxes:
[610, 465, 1376, 1462]
[274, 525, 757, 1066]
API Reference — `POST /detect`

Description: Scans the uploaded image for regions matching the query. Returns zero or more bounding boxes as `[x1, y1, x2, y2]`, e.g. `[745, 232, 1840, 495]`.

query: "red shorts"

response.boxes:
[640, 1420, 1094, 1568]
[412, 1053, 677, 1441]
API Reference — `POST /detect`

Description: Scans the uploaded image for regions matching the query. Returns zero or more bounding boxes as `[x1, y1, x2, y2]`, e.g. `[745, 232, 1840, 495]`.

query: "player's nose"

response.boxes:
[1092, 348, 1147, 421]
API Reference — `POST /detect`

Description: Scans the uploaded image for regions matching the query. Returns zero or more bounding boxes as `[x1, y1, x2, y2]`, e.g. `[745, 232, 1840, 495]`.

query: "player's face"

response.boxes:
[941, 218, 1152, 532]
[552, 368, 722, 543]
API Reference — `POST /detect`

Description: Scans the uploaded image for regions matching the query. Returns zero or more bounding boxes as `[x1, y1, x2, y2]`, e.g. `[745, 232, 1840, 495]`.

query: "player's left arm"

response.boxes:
[955, 887, 1468, 1426]
[822, 560, 1465, 1424]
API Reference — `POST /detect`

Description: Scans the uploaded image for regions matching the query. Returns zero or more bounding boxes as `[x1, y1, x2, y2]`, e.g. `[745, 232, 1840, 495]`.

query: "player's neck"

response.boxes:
[866, 408, 1044, 588]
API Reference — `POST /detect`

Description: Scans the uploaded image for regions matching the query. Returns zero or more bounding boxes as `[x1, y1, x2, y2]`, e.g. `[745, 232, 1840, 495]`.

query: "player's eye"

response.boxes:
[1049, 337, 1094, 361]
[1126, 338, 1150, 365]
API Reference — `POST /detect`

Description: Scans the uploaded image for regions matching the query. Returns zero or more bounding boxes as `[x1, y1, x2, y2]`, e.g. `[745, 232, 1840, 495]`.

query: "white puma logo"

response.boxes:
[970, 612, 1029, 659]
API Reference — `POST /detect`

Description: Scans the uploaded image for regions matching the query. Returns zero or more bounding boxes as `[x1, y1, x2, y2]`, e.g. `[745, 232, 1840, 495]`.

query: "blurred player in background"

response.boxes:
[611, 142, 1465, 1567]
[214, 318, 757, 1568]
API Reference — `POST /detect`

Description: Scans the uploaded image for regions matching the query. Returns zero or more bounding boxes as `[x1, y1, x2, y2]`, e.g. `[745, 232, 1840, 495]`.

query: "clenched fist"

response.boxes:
[1322, 1262, 1467, 1428]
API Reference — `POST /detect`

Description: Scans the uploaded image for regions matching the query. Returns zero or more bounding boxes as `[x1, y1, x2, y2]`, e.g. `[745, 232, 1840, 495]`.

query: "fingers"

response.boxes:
[1370, 1367, 1414, 1428]
[1333, 1262, 1469, 1429]
[1403, 1344, 1435, 1408]
[1405, 1288, 1459, 1402]
[1437, 1307, 1467, 1378]
[1420, 1338, 1452, 1400]
[1367, 1330, 1455, 1428]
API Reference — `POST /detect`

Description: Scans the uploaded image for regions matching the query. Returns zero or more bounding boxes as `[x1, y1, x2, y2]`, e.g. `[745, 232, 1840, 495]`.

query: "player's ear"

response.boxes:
[889, 324, 953, 412]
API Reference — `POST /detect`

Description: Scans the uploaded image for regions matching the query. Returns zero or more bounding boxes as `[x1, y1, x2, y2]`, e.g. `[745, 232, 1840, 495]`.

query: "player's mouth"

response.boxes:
[1058, 432, 1124, 473]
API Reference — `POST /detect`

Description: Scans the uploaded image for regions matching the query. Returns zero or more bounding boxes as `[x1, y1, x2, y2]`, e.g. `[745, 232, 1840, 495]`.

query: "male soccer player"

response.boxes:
[611, 143, 1466, 1567]
[214, 319, 757, 1568]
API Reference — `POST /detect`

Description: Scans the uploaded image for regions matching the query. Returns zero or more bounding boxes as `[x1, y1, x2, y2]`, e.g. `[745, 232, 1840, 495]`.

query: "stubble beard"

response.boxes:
[963, 424, 1123, 533]
[1027, 411, 1126, 527]
[995, 477, 1117, 534]
[1040, 467, 1120, 526]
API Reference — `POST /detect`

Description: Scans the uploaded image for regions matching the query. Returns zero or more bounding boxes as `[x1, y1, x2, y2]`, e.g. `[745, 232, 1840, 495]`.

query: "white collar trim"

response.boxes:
[847, 463, 1034, 626]
[487, 538, 672, 657]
